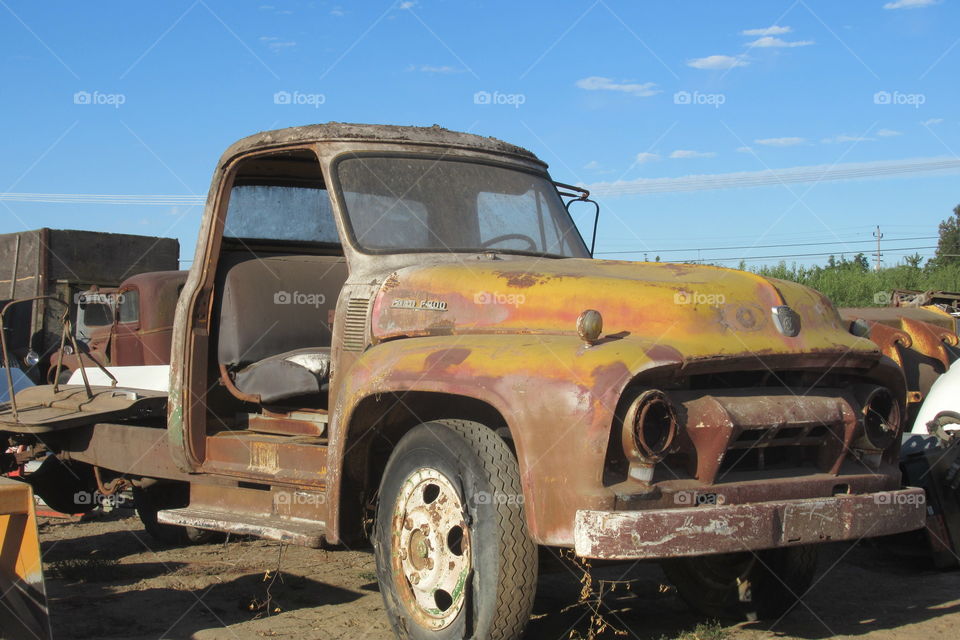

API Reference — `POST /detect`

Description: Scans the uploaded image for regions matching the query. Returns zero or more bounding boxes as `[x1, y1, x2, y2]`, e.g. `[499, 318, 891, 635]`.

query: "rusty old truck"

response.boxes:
[45, 270, 188, 383]
[0, 124, 927, 638]
[0, 228, 179, 383]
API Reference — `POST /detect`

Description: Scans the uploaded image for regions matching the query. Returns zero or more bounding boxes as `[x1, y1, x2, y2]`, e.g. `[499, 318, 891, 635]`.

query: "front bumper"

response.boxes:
[574, 488, 926, 560]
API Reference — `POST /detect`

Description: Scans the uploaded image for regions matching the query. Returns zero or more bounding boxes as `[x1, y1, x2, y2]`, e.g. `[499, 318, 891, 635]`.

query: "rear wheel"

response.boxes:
[662, 546, 818, 621]
[374, 419, 537, 640]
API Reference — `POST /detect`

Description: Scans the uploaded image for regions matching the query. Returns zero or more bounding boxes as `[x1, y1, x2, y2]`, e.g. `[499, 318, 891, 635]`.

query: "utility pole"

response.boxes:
[873, 225, 883, 271]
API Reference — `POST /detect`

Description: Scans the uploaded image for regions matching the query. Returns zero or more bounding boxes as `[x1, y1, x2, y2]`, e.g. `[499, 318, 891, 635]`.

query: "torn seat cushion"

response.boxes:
[232, 348, 332, 404]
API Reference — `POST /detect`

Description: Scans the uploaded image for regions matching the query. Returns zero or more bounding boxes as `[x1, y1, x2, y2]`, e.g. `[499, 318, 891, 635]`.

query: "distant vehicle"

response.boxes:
[47, 270, 187, 383]
[0, 229, 179, 382]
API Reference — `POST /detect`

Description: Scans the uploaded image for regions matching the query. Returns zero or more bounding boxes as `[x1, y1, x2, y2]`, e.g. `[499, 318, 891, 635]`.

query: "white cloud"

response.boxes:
[635, 152, 660, 163]
[575, 76, 660, 97]
[747, 36, 814, 48]
[670, 149, 717, 159]
[399, 1, 416, 9]
[585, 156, 960, 196]
[755, 137, 806, 147]
[921, 118, 944, 126]
[741, 25, 792, 36]
[259, 36, 296, 51]
[877, 128, 902, 137]
[822, 134, 875, 143]
[736, 146, 753, 153]
[584, 160, 602, 170]
[330, 7, 345, 16]
[884, 0, 939, 9]
[687, 55, 748, 70]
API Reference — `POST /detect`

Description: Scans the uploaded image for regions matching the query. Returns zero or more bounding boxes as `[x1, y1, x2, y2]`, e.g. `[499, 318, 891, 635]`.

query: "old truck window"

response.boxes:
[336, 156, 589, 257]
[225, 185, 338, 244]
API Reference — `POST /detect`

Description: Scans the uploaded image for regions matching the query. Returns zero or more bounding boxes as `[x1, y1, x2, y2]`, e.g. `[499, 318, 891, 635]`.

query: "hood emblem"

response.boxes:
[771, 305, 801, 337]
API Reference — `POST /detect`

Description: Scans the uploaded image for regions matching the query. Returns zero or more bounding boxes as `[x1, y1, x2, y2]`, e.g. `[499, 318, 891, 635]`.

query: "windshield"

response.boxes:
[335, 156, 589, 257]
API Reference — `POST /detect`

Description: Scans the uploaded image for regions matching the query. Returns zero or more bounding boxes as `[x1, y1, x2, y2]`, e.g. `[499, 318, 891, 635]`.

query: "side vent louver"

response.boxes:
[343, 297, 371, 352]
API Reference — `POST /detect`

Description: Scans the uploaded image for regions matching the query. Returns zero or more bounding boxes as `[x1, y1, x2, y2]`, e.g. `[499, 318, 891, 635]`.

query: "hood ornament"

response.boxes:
[771, 305, 801, 337]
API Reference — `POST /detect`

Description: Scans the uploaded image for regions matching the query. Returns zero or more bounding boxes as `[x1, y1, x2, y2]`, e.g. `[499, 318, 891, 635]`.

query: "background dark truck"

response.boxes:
[0, 229, 179, 382]
[0, 124, 927, 640]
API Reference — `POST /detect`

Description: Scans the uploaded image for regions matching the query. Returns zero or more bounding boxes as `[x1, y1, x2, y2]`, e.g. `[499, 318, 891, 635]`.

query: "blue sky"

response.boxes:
[1, 0, 958, 268]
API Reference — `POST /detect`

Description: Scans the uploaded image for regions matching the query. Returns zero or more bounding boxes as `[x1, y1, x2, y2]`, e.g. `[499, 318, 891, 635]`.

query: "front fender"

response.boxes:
[327, 334, 679, 546]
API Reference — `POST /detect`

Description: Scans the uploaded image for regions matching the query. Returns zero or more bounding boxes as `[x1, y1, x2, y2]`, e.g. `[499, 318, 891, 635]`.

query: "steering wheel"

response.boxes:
[480, 233, 538, 251]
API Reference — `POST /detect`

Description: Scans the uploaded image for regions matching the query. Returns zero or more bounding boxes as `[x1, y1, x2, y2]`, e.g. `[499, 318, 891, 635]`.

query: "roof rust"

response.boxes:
[220, 123, 543, 166]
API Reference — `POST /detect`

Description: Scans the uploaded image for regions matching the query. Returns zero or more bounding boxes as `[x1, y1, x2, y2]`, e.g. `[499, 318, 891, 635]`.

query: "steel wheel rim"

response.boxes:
[391, 467, 471, 630]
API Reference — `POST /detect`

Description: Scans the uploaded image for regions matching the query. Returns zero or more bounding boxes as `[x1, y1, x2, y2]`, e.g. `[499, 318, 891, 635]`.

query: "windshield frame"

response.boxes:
[329, 151, 590, 259]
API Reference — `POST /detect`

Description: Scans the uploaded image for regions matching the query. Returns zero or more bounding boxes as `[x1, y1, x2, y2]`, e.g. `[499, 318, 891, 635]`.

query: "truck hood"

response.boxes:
[371, 258, 878, 363]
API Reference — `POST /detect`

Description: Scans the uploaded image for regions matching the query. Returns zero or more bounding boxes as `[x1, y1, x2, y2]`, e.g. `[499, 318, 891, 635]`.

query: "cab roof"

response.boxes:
[222, 123, 544, 166]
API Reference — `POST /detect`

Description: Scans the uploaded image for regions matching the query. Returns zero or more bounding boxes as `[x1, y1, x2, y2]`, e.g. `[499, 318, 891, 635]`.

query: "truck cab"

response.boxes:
[0, 124, 927, 639]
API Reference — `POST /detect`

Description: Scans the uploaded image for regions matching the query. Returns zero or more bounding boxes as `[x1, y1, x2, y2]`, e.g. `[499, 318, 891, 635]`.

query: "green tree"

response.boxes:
[904, 253, 923, 268]
[935, 204, 960, 265]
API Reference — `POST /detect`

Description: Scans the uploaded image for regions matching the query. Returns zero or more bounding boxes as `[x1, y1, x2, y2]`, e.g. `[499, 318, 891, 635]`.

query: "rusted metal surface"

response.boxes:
[50, 270, 187, 377]
[574, 487, 926, 560]
[0, 229, 179, 378]
[5, 125, 917, 563]
[840, 308, 960, 427]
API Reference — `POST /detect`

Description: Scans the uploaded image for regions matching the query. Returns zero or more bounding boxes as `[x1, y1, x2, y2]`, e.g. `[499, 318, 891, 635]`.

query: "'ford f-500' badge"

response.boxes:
[771, 305, 801, 337]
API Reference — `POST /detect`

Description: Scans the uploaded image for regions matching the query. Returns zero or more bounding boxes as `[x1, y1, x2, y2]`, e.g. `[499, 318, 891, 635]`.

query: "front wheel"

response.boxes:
[374, 419, 537, 640]
[662, 545, 818, 621]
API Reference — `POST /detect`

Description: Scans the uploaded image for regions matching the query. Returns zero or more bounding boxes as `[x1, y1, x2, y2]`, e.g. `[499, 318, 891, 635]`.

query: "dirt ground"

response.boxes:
[37, 508, 960, 640]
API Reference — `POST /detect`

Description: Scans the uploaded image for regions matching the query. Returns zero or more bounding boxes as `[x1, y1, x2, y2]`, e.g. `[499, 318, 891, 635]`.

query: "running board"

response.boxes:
[157, 507, 325, 548]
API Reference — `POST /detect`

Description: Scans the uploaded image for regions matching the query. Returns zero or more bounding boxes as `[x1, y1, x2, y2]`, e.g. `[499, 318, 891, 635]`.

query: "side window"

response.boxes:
[118, 289, 140, 324]
[223, 149, 339, 248]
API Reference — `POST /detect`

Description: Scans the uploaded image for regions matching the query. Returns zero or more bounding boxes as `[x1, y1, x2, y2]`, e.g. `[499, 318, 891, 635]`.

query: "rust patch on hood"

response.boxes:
[495, 271, 545, 289]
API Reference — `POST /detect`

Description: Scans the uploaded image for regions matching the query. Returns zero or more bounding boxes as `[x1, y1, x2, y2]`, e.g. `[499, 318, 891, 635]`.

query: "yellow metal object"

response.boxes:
[0, 477, 50, 640]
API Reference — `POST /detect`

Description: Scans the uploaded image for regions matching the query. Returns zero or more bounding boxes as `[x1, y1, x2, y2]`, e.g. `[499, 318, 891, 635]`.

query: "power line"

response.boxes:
[669, 245, 937, 264]
[0, 193, 205, 205]
[595, 235, 936, 256]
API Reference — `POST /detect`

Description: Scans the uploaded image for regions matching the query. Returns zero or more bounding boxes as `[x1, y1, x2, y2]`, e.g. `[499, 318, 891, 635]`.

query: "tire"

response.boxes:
[662, 545, 818, 621]
[133, 484, 224, 546]
[374, 420, 537, 640]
